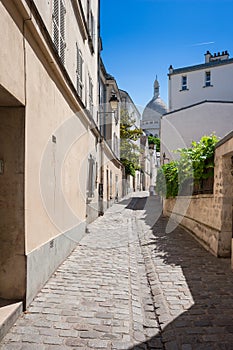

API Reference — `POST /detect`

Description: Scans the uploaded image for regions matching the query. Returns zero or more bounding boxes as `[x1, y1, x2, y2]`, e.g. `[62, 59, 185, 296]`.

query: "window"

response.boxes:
[205, 71, 211, 87]
[181, 76, 187, 90]
[76, 45, 84, 99]
[89, 75, 93, 116]
[88, 11, 95, 46]
[52, 0, 66, 64]
[87, 155, 95, 198]
[110, 170, 113, 198]
[87, 0, 95, 51]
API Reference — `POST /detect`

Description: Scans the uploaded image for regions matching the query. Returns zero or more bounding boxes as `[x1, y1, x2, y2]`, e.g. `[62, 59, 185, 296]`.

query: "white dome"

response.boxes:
[141, 78, 167, 136]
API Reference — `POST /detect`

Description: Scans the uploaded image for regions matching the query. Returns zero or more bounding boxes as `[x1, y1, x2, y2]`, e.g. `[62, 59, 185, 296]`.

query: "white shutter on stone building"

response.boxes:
[76, 45, 84, 99]
[52, 0, 66, 64]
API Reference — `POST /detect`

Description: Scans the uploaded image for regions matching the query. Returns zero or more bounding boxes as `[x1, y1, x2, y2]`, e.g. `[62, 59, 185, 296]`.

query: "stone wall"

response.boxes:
[164, 131, 233, 261]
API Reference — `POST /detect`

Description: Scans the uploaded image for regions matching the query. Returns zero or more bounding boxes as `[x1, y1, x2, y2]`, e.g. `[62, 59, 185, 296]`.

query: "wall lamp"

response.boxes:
[98, 94, 120, 124]
[109, 94, 119, 112]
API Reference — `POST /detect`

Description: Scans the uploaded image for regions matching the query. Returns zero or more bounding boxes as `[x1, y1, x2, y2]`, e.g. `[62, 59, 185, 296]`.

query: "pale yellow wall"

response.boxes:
[103, 150, 122, 204]
[33, 0, 99, 121]
[0, 2, 25, 104]
[24, 29, 96, 253]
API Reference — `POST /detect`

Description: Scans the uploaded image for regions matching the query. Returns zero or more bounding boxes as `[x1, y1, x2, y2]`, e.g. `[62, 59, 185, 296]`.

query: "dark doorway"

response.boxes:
[0, 86, 25, 303]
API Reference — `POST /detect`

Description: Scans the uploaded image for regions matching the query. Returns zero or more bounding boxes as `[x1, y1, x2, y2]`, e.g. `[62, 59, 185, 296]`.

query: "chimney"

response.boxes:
[210, 50, 230, 62]
[168, 65, 173, 74]
[205, 50, 212, 63]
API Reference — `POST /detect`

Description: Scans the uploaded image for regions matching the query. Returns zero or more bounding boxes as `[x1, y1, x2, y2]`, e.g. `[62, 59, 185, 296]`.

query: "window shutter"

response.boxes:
[88, 156, 95, 197]
[76, 46, 83, 99]
[52, 0, 66, 64]
[52, 0, 59, 51]
[60, 0, 66, 64]
[89, 75, 93, 115]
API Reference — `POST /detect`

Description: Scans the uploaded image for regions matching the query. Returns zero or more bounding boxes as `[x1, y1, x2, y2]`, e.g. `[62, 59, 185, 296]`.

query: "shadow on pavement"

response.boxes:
[129, 196, 233, 350]
[126, 197, 148, 211]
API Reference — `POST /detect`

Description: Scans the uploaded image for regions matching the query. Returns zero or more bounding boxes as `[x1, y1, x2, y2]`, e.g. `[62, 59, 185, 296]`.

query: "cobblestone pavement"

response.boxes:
[1, 193, 233, 350]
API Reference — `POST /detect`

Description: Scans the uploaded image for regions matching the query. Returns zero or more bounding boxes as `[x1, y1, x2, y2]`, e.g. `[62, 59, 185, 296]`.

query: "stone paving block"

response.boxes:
[59, 329, 78, 337]
[88, 339, 110, 348]
[39, 328, 60, 337]
[21, 334, 44, 343]
[22, 345, 47, 350]
[65, 338, 87, 347]
[1, 194, 233, 350]
[181, 344, 192, 350]
[43, 336, 64, 345]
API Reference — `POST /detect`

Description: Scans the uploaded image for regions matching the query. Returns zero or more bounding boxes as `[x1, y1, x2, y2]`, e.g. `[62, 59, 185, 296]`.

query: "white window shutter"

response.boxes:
[52, 0, 66, 64]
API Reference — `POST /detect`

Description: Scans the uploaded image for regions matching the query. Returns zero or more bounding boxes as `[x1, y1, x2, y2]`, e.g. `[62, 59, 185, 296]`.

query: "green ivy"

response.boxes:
[148, 135, 160, 151]
[156, 134, 219, 198]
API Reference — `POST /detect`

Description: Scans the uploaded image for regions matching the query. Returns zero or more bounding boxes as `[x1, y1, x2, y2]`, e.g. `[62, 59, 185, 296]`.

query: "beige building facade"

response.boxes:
[0, 0, 112, 308]
[120, 89, 142, 193]
[99, 60, 123, 212]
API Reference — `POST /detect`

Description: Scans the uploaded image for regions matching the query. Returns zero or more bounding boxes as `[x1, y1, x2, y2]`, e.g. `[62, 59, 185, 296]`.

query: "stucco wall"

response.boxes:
[161, 101, 233, 161]
[0, 1, 25, 104]
[102, 148, 123, 212]
[0, 0, 100, 306]
[169, 61, 233, 111]
[33, 0, 99, 122]
[24, 27, 91, 253]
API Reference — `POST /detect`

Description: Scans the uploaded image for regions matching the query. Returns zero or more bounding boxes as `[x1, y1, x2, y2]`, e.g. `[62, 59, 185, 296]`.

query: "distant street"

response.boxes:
[1, 193, 233, 350]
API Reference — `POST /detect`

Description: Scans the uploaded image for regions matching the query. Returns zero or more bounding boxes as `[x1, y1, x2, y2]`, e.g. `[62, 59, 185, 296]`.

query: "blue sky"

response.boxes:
[100, 0, 233, 111]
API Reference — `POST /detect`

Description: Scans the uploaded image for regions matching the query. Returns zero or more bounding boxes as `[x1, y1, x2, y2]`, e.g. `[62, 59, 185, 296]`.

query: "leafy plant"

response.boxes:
[156, 134, 219, 198]
[120, 109, 143, 177]
[148, 135, 160, 151]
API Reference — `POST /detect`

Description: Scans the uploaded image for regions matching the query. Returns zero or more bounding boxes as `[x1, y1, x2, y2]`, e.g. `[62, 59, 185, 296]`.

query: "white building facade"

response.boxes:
[161, 50, 233, 161]
[168, 50, 233, 111]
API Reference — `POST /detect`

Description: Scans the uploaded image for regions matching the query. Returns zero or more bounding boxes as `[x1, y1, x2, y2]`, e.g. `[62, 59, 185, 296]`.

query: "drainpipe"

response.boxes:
[98, 136, 104, 216]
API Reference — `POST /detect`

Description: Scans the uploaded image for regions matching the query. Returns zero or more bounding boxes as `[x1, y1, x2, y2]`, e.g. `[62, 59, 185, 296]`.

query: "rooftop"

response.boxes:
[169, 50, 233, 76]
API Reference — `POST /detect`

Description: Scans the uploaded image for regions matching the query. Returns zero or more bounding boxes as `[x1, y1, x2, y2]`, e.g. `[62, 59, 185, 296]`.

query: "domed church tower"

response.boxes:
[141, 77, 167, 137]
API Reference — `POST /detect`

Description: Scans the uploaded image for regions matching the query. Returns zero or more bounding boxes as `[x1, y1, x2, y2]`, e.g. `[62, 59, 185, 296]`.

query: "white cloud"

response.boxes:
[191, 41, 215, 47]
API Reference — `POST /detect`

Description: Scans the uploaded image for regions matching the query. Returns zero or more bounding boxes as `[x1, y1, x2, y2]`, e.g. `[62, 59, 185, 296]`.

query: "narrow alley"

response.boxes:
[1, 193, 233, 350]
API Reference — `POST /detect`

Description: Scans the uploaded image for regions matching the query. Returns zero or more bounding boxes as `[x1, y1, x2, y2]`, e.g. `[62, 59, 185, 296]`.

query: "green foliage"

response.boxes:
[156, 134, 219, 198]
[156, 161, 179, 198]
[148, 135, 160, 151]
[120, 110, 143, 177]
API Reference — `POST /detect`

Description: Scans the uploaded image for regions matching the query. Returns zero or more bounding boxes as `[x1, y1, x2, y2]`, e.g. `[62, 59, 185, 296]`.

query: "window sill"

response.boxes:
[203, 85, 213, 88]
[179, 88, 189, 92]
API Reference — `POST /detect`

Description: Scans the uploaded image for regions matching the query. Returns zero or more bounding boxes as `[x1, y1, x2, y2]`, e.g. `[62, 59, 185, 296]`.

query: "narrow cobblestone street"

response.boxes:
[1, 193, 233, 350]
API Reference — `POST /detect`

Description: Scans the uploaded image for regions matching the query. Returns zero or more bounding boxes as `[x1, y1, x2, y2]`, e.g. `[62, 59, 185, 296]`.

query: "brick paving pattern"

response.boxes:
[1, 193, 233, 349]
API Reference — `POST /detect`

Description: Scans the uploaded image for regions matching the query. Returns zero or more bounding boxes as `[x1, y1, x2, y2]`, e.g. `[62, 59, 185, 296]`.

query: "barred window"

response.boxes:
[76, 45, 84, 99]
[52, 0, 66, 64]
